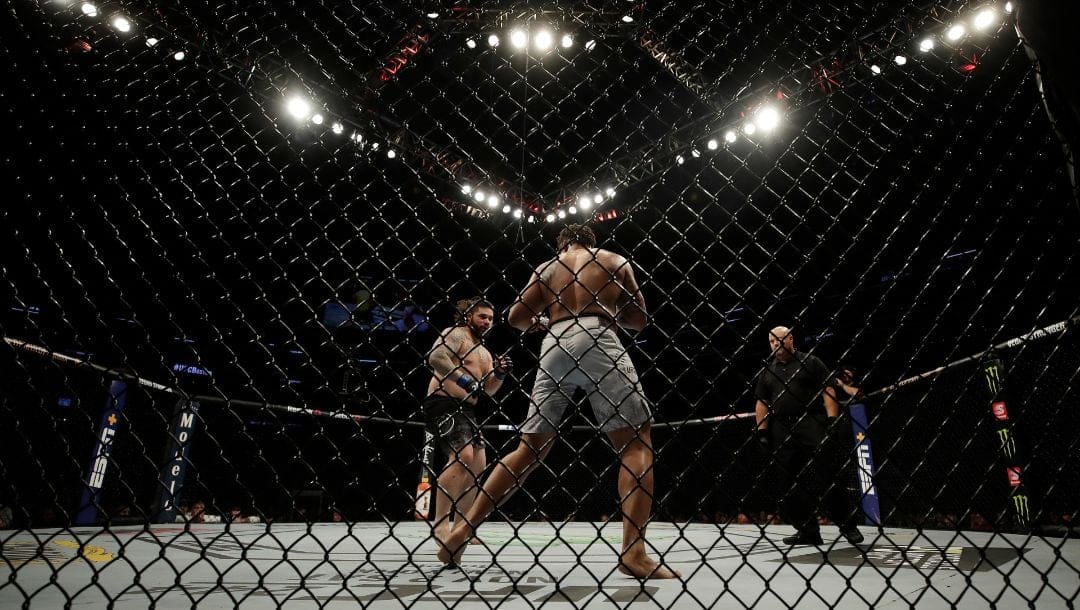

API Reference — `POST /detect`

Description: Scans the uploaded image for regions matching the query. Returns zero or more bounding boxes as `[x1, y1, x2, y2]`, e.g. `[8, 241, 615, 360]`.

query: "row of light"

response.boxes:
[464, 28, 598, 53]
[869, 4, 1010, 75]
[74, 2, 192, 61]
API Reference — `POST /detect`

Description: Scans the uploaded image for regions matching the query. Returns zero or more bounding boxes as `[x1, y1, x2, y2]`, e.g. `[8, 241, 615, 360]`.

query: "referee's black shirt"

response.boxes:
[754, 352, 831, 418]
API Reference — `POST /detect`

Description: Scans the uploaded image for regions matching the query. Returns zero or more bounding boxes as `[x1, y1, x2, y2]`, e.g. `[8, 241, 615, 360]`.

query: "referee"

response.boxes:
[753, 326, 863, 546]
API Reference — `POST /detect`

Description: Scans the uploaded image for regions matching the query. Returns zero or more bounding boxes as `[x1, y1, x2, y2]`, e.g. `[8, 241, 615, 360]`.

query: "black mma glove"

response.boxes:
[754, 428, 771, 450]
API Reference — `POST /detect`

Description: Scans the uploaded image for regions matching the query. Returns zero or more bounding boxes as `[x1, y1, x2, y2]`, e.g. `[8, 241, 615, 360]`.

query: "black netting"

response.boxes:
[2, 0, 1079, 606]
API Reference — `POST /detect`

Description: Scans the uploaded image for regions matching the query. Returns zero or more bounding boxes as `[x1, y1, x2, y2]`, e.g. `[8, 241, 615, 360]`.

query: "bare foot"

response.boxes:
[468, 536, 483, 545]
[617, 555, 681, 580]
[435, 531, 466, 567]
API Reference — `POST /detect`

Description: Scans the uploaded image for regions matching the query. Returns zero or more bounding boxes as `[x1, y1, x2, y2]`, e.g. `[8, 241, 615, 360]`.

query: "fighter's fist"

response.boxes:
[494, 355, 513, 380]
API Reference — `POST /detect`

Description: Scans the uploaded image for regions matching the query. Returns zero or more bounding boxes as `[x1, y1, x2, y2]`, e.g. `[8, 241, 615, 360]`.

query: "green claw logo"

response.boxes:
[984, 363, 1003, 395]
[996, 428, 1017, 458]
[1011, 494, 1030, 523]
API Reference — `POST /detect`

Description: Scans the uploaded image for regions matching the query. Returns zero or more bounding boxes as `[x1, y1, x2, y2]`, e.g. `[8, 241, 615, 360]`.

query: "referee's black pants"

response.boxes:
[771, 413, 860, 536]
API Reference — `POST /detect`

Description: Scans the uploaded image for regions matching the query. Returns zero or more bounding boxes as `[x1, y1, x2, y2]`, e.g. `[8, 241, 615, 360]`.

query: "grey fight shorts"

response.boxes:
[520, 316, 653, 434]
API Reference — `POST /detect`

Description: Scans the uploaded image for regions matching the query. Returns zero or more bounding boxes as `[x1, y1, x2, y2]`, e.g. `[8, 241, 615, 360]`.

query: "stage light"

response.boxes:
[287, 97, 311, 119]
[527, 215, 536, 223]
[474, 190, 486, 202]
[386, 149, 396, 159]
[561, 34, 573, 48]
[579, 196, 592, 211]
[894, 55, 907, 66]
[676, 155, 684, 165]
[426, 12, 439, 19]
[569, 206, 578, 214]
[370, 141, 379, 149]
[605, 187, 616, 197]
[870, 64, 882, 75]
[946, 24, 966, 41]
[466, 39, 477, 49]
[331, 122, 344, 134]
[743, 122, 756, 135]
[81, 3, 98, 17]
[974, 8, 996, 30]
[502, 205, 511, 213]
[724, 130, 737, 143]
[351, 132, 363, 143]
[593, 193, 603, 204]
[513, 209, 523, 218]
[172, 50, 185, 61]
[755, 106, 780, 131]
[146, 37, 159, 47]
[621, 15, 634, 23]
[534, 30, 553, 51]
[488, 34, 500, 47]
[691, 148, 701, 158]
[461, 185, 473, 195]
[1005, 2, 1013, 14]
[510, 29, 527, 49]
[546, 213, 556, 222]
[584, 40, 596, 51]
[707, 139, 718, 150]
[557, 210, 566, 219]
[919, 38, 934, 52]
[487, 195, 500, 208]
[111, 16, 131, 32]
[311, 114, 324, 125]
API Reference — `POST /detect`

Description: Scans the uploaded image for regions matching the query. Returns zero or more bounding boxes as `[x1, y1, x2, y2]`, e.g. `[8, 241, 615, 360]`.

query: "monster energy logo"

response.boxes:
[1011, 494, 1030, 524]
[984, 362, 1003, 395]
[996, 428, 1017, 458]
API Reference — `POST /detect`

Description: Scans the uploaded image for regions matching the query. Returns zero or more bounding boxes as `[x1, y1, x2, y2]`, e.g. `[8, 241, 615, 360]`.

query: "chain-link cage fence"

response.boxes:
[2, 0, 1079, 606]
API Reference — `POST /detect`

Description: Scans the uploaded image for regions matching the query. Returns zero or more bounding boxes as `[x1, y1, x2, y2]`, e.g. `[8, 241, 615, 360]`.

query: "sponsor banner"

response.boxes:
[849, 403, 881, 526]
[75, 380, 128, 525]
[155, 400, 201, 523]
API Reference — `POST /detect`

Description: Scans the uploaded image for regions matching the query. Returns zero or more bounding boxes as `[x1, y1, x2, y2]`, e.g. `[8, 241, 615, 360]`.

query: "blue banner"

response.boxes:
[155, 400, 201, 523]
[848, 402, 881, 526]
[75, 380, 128, 525]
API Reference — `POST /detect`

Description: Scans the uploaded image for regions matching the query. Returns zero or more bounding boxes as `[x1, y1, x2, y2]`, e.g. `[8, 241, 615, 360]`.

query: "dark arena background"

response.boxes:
[2, 0, 1079, 607]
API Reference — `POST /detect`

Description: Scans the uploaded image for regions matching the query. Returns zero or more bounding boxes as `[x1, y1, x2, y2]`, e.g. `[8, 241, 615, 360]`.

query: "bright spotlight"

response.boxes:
[1005, 2, 1013, 14]
[146, 37, 159, 47]
[621, 15, 634, 23]
[331, 122, 343, 134]
[534, 30, 553, 51]
[584, 40, 596, 51]
[691, 149, 701, 158]
[675, 155, 684, 165]
[311, 114, 324, 125]
[111, 16, 131, 32]
[386, 149, 396, 159]
[742, 122, 756, 136]
[172, 50, 185, 61]
[894, 55, 907, 66]
[870, 64, 882, 75]
[707, 139, 718, 150]
[510, 29, 527, 49]
[593, 193, 603, 204]
[919, 38, 934, 52]
[579, 197, 592, 211]
[513, 209, 523, 218]
[569, 206, 578, 215]
[755, 106, 781, 131]
[461, 185, 473, 195]
[81, 3, 98, 17]
[724, 130, 737, 143]
[369, 141, 379, 149]
[974, 9, 996, 30]
[557, 210, 566, 219]
[474, 190, 486, 202]
[426, 12, 439, 19]
[466, 39, 477, 49]
[351, 132, 363, 143]
[287, 97, 311, 119]
[487, 195, 500, 208]
[502, 205, 512, 214]
[946, 24, 966, 41]
[527, 215, 536, 223]
[605, 187, 616, 197]
[561, 34, 573, 48]
[487, 34, 500, 47]
[545, 213, 556, 222]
